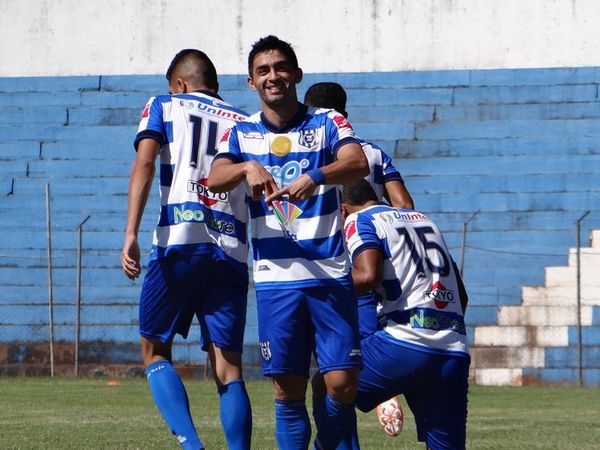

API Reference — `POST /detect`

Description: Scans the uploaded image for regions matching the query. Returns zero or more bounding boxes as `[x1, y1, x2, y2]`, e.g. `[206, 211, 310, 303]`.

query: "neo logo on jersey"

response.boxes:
[424, 281, 455, 309]
[188, 179, 229, 206]
[264, 159, 310, 187]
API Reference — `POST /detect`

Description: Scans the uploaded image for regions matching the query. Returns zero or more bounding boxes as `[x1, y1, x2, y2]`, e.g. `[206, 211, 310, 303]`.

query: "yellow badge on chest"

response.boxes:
[271, 136, 292, 157]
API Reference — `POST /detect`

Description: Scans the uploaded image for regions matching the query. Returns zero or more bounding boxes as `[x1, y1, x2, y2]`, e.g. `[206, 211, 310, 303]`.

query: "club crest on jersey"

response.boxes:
[271, 136, 292, 157]
[424, 281, 455, 309]
[298, 129, 320, 150]
[179, 100, 195, 109]
[272, 200, 303, 227]
[344, 220, 357, 241]
[188, 178, 229, 206]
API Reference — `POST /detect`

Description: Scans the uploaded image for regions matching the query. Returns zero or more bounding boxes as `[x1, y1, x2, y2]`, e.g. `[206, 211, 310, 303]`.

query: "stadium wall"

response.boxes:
[0, 68, 599, 384]
[1, 0, 600, 76]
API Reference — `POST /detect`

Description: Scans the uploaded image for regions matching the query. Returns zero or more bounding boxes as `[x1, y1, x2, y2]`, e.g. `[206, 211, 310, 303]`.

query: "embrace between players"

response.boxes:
[121, 35, 469, 450]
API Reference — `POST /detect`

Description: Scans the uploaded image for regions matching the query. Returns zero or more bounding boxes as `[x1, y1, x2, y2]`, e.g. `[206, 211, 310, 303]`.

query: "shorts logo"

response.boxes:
[349, 348, 362, 358]
[344, 220, 357, 241]
[298, 129, 319, 150]
[424, 281, 455, 309]
[188, 178, 229, 207]
[271, 136, 293, 157]
[257, 265, 270, 272]
[260, 341, 272, 361]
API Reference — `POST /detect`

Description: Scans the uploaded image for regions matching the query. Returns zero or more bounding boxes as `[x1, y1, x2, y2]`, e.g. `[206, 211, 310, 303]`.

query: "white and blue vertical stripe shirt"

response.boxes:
[345, 205, 468, 354]
[214, 104, 361, 290]
[134, 91, 249, 276]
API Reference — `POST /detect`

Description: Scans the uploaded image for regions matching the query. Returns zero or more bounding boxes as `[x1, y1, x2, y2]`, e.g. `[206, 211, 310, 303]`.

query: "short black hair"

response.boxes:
[304, 82, 347, 115]
[166, 49, 218, 90]
[342, 179, 378, 205]
[248, 35, 298, 75]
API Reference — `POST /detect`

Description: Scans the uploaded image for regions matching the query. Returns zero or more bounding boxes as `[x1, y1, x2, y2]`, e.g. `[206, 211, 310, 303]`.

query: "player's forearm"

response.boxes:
[384, 180, 415, 209]
[125, 159, 155, 237]
[208, 161, 249, 192]
[321, 144, 369, 185]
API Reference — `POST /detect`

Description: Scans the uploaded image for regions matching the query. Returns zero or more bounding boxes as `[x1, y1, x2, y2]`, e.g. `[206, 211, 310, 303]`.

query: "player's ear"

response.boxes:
[295, 68, 303, 84]
[247, 75, 257, 91]
[341, 203, 349, 221]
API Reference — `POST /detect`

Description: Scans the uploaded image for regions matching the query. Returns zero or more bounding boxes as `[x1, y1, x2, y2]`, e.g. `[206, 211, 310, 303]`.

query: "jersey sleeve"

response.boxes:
[344, 213, 383, 263]
[378, 146, 404, 182]
[134, 96, 168, 150]
[325, 110, 360, 158]
[214, 126, 243, 164]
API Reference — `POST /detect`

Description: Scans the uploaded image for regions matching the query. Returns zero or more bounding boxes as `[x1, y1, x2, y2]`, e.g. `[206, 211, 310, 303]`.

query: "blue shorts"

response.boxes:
[356, 331, 470, 450]
[256, 284, 361, 377]
[357, 293, 379, 339]
[139, 254, 248, 353]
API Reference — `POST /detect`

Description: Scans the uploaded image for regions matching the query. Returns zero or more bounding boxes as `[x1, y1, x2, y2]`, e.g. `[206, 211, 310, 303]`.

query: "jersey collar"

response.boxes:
[260, 102, 307, 133]
[192, 89, 223, 101]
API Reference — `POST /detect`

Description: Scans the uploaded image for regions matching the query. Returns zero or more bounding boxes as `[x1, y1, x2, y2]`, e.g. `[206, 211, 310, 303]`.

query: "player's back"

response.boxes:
[135, 92, 249, 272]
[345, 205, 467, 354]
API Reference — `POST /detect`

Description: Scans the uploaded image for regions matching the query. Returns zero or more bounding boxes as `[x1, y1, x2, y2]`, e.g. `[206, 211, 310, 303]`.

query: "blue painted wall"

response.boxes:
[1, 68, 599, 377]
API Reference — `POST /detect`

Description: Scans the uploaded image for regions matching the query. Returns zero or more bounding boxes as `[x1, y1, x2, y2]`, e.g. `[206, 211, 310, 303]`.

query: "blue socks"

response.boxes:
[145, 360, 204, 450]
[219, 379, 252, 450]
[313, 395, 356, 450]
[275, 399, 312, 449]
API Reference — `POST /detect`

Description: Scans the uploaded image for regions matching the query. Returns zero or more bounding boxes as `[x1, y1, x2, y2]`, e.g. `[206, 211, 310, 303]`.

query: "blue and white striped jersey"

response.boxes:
[215, 104, 361, 290]
[345, 205, 468, 354]
[361, 141, 403, 201]
[134, 91, 249, 275]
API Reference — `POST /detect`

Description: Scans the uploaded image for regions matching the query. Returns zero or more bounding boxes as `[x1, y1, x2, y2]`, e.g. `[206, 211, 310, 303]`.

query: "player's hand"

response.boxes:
[265, 174, 317, 203]
[244, 161, 279, 203]
[121, 235, 141, 280]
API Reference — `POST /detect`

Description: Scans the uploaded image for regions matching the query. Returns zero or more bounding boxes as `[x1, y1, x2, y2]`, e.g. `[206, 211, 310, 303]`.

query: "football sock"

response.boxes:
[334, 412, 360, 450]
[313, 395, 356, 450]
[275, 399, 312, 450]
[218, 379, 252, 450]
[145, 360, 204, 450]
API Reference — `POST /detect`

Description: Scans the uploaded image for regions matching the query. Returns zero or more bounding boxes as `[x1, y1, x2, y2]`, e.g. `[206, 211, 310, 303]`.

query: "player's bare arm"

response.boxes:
[384, 179, 415, 209]
[209, 157, 279, 201]
[121, 138, 160, 280]
[351, 248, 384, 295]
[265, 141, 369, 203]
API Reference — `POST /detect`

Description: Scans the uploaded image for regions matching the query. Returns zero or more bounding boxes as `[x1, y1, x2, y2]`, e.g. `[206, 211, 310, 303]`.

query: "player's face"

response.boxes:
[248, 49, 302, 108]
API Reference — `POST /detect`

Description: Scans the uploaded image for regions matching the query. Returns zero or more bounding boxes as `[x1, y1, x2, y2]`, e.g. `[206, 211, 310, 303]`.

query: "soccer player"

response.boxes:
[208, 35, 369, 449]
[340, 179, 470, 450]
[120, 49, 252, 450]
[304, 82, 412, 436]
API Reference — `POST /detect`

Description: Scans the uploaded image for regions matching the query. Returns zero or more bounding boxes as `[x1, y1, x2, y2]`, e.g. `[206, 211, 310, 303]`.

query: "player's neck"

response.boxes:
[261, 100, 301, 129]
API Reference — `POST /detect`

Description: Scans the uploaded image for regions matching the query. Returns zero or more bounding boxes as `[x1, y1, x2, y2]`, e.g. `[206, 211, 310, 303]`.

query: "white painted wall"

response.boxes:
[1, 0, 599, 77]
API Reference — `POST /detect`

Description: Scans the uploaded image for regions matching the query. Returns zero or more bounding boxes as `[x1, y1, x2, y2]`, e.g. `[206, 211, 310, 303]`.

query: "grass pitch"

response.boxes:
[0, 378, 599, 449]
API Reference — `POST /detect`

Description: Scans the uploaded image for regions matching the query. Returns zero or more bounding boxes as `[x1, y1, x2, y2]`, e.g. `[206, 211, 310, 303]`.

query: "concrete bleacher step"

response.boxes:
[395, 136, 600, 159]
[416, 118, 600, 140]
[470, 346, 545, 368]
[473, 325, 570, 347]
[497, 305, 595, 327]
[453, 84, 596, 105]
[0, 106, 67, 125]
[0, 125, 136, 142]
[521, 286, 600, 306]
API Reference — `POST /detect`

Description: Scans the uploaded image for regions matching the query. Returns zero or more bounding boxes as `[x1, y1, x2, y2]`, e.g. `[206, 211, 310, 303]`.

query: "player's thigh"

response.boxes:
[405, 354, 470, 450]
[256, 288, 312, 377]
[354, 332, 433, 412]
[197, 259, 248, 354]
[139, 255, 210, 343]
[306, 285, 361, 374]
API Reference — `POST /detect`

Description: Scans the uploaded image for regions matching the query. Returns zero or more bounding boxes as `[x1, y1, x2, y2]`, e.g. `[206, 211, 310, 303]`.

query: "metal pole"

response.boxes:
[75, 215, 91, 376]
[46, 183, 55, 378]
[459, 209, 481, 276]
[575, 210, 590, 387]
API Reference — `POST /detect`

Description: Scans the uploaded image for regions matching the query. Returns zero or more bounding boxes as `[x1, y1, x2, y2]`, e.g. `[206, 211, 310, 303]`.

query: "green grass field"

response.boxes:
[0, 378, 599, 449]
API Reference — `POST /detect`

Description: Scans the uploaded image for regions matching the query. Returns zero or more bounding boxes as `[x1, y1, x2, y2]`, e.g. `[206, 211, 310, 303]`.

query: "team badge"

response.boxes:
[298, 129, 319, 150]
[271, 136, 292, 157]
[272, 200, 303, 227]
